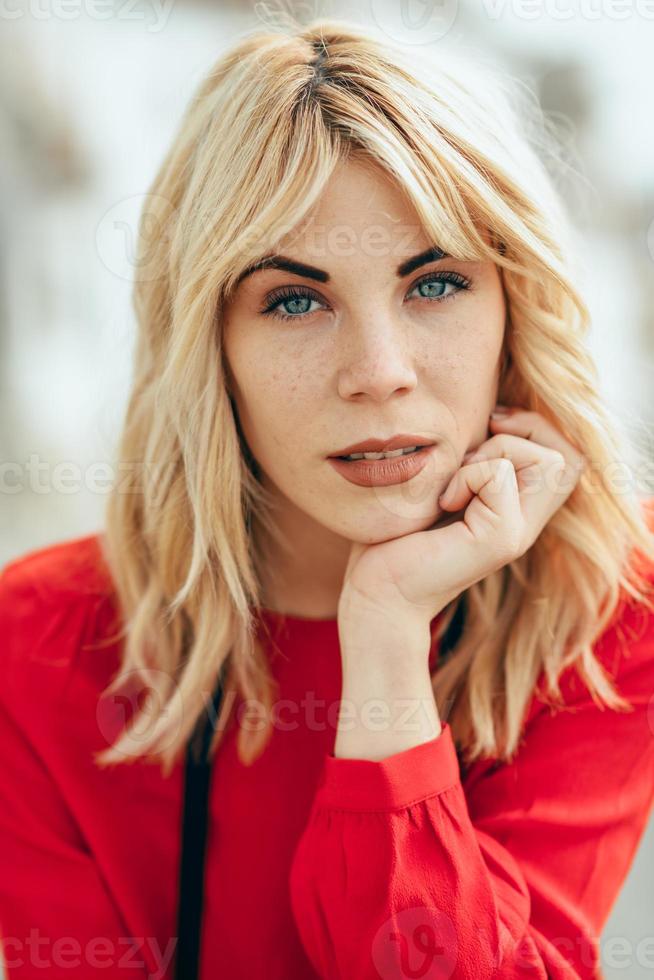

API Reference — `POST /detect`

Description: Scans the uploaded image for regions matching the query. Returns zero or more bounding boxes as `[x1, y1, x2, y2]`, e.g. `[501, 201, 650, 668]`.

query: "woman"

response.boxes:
[1, 18, 653, 980]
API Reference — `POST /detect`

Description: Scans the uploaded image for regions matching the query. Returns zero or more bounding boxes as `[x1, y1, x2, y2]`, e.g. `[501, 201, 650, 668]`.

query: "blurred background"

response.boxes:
[1, 0, 653, 976]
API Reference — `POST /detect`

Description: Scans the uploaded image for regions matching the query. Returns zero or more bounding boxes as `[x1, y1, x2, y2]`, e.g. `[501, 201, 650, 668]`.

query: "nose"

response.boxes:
[336, 313, 418, 401]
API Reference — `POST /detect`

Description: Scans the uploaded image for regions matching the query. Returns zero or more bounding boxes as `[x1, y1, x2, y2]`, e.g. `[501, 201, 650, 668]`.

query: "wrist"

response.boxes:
[334, 598, 442, 759]
[334, 658, 441, 760]
[337, 595, 432, 665]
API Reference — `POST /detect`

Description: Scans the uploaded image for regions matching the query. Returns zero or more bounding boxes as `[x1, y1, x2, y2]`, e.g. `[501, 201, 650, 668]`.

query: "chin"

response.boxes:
[332, 503, 443, 545]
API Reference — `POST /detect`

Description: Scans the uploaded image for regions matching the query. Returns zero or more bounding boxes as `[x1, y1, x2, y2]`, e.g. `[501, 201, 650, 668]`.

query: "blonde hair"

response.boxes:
[93, 18, 654, 777]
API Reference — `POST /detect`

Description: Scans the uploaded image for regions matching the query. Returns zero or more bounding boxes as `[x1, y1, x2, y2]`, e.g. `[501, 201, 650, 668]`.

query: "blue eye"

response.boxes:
[259, 287, 326, 322]
[259, 271, 471, 323]
[408, 271, 470, 303]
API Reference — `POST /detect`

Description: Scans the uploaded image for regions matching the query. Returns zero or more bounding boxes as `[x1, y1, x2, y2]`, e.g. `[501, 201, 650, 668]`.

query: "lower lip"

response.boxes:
[327, 445, 437, 487]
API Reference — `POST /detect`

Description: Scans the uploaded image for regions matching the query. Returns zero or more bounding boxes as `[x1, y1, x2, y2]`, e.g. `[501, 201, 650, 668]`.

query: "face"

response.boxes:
[222, 157, 506, 548]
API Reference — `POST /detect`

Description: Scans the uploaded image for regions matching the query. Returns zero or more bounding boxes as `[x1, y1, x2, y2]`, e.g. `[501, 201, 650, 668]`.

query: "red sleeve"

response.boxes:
[0, 559, 150, 979]
[289, 584, 654, 979]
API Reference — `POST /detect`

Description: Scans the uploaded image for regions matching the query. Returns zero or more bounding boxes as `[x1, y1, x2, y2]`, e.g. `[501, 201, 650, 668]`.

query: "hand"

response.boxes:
[337, 405, 586, 640]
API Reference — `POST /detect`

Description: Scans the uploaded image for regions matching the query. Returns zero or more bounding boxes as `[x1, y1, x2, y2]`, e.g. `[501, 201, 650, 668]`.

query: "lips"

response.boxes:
[328, 444, 437, 487]
[329, 433, 437, 458]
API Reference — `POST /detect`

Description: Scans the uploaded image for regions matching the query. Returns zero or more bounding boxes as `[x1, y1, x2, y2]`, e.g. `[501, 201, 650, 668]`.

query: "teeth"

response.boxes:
[344, 446, 419, 461]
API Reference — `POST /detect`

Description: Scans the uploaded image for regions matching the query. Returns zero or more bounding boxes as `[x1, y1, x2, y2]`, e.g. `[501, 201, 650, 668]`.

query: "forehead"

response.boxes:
[274, 158, 429, 260]
[229, 155, 494, 297]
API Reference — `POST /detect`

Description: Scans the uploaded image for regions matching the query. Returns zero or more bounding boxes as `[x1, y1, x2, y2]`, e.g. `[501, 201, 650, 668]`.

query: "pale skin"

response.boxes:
[222, 157, 585, 760]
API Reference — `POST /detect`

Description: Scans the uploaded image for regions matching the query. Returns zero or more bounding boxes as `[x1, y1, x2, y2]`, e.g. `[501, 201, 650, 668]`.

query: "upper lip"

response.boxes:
[328, 434, 437, 457]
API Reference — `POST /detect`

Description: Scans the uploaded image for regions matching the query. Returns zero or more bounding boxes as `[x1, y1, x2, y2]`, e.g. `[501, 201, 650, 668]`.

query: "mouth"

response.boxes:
[327, 444, 438, 488]
[331, 445, 427, 461]
[328, 434, 437, 459]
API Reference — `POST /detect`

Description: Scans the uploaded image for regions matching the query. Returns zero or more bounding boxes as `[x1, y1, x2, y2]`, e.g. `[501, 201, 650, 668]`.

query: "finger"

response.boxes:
[405, 458, 524, 602]
[462, 433, 568, 495]
[464, 432, 560, 467]
[457, 433, 570, 531]
[439, 456, 521, 535]
[489, 410, 585, 489]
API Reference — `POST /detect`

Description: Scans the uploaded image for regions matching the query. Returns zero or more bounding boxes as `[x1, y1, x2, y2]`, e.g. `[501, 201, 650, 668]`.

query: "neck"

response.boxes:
[252, 504, 351, 620]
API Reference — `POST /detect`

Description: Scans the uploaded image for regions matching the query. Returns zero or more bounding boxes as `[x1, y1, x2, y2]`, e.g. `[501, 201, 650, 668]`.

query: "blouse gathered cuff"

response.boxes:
[316, 721, 460, 811]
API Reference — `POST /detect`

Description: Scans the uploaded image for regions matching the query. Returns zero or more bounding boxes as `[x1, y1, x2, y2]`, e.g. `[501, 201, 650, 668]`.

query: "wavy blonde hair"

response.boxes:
[94, 18, 654, 777]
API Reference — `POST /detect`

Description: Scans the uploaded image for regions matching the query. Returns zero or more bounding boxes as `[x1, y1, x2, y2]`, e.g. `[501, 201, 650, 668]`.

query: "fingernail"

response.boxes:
[463, 451, 476, 462]
[490, 410, 509, 419]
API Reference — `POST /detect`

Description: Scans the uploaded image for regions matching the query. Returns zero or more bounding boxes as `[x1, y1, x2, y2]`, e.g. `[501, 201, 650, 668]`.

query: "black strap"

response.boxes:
[174, 675, 225, 980]
[438, 593, 467, 662]
[172, 598, 466, 977]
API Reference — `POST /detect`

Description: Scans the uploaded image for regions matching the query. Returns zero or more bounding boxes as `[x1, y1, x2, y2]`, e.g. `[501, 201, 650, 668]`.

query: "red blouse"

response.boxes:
[1, 516, 653, 979]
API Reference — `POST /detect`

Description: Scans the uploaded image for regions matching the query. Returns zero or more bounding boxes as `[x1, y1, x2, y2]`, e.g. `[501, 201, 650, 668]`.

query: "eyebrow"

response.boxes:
[234, 245, 450, 287]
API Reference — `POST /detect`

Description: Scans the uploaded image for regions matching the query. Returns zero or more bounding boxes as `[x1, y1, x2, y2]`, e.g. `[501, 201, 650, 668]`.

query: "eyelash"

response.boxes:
[258, 271, 472, 323]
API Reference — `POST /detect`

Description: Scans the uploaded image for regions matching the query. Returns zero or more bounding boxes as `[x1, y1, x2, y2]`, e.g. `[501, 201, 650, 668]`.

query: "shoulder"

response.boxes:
[601, 495, 654, 666]
[1, 532, 114, 601]
[594, 494, 654, 657]
[0, 533, 119, 685]
[536, 496, 654, 713]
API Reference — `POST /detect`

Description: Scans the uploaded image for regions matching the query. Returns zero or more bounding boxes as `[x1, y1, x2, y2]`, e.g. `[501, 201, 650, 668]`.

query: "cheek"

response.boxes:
[422, 326, 502, 388]
[226, 340, 324, 455]
[420, 316, 504, 438]
[257, 332, 333, 401]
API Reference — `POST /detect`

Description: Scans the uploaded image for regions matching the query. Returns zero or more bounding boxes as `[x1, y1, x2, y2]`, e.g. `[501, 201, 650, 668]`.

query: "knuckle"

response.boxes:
[542, 448, 567, 471]
[492, 457, 516, 480]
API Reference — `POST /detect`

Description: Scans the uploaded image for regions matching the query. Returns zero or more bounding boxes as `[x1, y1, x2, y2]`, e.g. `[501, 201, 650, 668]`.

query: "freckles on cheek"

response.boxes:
[426, 320, 501, 378]
[267, 365, 300, 399]
[423, 348, 467, 389]
[270, 345, 328, 401]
